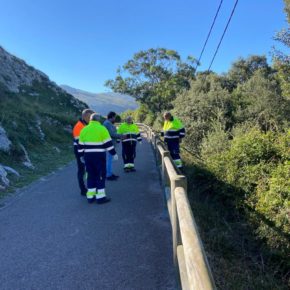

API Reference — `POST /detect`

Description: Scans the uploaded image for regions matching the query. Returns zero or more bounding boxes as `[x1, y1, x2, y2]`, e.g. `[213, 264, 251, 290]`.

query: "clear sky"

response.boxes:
[0, 0, 288, 92]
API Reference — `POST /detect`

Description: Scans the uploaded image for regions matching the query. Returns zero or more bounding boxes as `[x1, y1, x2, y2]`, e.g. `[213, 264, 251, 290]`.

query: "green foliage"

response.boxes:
[284, 0, 290, 23]
[200, 126, 290, 262]
[227, 55, 272, 89]
[272, 1, 290, 101]
[233, 70, 289, 128]
[254, 161, 290, 254]
[273, 60, 290, 100]
[173, 73, 235, 153]
[120, 103, 156, 126]
[183, 153, 289, 289]
[105, 48, 196, 113]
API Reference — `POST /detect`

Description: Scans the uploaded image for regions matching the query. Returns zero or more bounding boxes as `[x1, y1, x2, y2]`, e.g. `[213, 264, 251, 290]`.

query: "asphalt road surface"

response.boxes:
[0, 140, 176, 290]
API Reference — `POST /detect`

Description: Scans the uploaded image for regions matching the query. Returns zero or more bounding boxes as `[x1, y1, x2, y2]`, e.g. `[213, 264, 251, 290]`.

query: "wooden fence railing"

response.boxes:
[137, 123, 216, 290]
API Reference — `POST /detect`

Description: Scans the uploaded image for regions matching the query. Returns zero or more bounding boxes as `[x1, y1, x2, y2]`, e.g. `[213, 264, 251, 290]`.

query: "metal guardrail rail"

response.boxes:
[137, 123, 216, 290]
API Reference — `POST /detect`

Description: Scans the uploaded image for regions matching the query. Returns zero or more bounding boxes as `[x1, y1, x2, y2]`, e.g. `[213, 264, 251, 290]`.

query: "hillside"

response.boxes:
[0, 46, 87, 192]
[61, 85, 138, 115]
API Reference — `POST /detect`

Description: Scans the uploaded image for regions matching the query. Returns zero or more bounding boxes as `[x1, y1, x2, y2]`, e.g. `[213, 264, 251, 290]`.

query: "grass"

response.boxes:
[0, 143, 74, 199]
[0, 80, 86, 198]
[182, 151, 289, 290]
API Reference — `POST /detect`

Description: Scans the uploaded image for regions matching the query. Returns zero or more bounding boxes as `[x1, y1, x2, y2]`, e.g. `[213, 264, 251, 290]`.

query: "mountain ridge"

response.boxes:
[61, 85, 138, 115]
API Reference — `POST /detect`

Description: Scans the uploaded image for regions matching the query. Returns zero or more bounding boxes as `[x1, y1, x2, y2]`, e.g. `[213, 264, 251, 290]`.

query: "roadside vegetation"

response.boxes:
[0, 80, 86, 197]
[107, 1, 290, 288]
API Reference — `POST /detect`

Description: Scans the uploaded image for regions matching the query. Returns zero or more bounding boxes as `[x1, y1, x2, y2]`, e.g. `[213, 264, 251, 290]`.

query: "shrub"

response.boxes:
[200, 125, 290, 261]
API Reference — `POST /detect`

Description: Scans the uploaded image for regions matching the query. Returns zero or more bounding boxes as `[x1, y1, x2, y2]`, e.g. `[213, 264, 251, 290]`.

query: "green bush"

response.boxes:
[201, 126, 290, 259]
[254, 161, 290, 255]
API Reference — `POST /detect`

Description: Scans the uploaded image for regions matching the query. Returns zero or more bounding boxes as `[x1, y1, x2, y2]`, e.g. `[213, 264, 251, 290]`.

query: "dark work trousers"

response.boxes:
[122, 141, 137, 167]
[166, 139, 181, 161]
[84, 152, 106, 190]
[74, 146, 86, 193]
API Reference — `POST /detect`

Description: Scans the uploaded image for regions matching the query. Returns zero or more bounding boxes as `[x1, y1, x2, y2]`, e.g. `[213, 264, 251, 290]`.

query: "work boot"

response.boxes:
[124, 167, 130, 173]
[111, 174, 119, 178]
[130, 167, 136, 172]
[87, 198, 95, 204]
[96, 197, 111, 204]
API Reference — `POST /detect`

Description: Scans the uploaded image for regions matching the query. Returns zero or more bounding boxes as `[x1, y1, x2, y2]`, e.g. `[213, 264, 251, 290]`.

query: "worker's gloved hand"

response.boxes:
[113, 154, 119, 161]
[80, 156, 85, 163]
[139, 141, 142, 145]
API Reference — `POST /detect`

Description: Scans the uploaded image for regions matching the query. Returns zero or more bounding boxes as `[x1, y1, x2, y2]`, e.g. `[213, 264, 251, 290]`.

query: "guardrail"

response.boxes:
[137, 123, 216, 290]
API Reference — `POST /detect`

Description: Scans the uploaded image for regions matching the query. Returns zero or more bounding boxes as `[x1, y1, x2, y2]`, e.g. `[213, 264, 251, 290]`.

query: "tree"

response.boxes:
[227, 55, 273, 89]
[105, 48, 196, 113]
[233, 70, 289, 129]
[283, 0, 290, 23]
[272, 0, 290, 99]
[172, 74, 234, 153]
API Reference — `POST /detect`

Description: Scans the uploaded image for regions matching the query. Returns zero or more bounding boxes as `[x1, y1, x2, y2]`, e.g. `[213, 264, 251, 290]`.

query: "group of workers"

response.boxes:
[72, 110, 185, 205]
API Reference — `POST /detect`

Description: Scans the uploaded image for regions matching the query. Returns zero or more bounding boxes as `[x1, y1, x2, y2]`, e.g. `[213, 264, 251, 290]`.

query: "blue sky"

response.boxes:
[0, 0, 288, 92]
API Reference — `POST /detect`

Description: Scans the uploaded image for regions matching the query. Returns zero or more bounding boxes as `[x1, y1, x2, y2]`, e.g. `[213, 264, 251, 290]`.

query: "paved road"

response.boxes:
[0, 140, 176, 290]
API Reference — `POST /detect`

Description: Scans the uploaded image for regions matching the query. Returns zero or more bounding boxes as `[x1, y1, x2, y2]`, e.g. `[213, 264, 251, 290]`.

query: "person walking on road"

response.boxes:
[72, 108, 94, 195]
[162, 112, 185, 168]
[117, 116, 142, 172]
[78, 113, 118, 204]
[103, 111, 121, 181]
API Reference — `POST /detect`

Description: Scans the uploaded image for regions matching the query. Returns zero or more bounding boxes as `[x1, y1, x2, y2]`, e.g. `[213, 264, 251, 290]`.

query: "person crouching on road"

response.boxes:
[117, 116, 142, 172]
[78, 113, 118, 204]
[162, 112, 185, 168]
[72, 108, 94, 196]
[103, 111, 121, 181]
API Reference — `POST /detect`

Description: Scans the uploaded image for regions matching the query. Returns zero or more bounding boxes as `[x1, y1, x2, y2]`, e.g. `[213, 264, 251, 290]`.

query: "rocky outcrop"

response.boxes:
[19, 144, 35, 169]
[0, 164, 20, 189]
[36, 118, 45, 141]
[0, 165, 9, 188]
[3, 166, 20, 177]
[0, 125, 11, 152]
[0, 46, 50, 93]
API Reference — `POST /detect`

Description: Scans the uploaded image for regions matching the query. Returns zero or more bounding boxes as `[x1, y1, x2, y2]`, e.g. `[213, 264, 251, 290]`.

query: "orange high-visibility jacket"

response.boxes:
[72, 119, 86, 146]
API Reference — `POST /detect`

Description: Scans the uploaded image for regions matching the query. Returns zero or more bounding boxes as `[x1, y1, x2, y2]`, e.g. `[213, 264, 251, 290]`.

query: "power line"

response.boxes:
[207, 0, 239, 72]
[194, 0, 224, 73]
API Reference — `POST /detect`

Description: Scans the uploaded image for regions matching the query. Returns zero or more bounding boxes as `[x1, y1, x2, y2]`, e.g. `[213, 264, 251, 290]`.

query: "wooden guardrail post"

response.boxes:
[140, 123, 215, 290]
[161, 150, 170, 186]
[175, 187, 216, 290]
[177, 245, 190, 290]
[171, 175, 187, 286]
[149, 127, 152, 141]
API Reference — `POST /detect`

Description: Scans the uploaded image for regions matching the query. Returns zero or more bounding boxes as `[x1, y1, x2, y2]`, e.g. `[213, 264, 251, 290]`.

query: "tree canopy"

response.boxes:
[105, 48, 196, 113]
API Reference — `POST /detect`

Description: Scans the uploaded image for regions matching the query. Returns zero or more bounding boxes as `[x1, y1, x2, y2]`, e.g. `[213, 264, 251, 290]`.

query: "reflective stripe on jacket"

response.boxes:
[163, 117, 185, 141]
[117, 123, 142, 143]
[78, 121, 116, 156]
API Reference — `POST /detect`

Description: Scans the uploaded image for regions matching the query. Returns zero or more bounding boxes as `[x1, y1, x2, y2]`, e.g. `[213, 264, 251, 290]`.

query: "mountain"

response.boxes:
[61, 85, 138, 116]
[0, 46, 86, 191]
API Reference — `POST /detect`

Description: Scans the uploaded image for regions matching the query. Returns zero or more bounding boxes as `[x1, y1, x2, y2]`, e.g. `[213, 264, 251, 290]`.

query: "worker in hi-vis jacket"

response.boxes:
[78, 113, 118, 204]
[72, 109, 94, 196]
[117, 116, 142, 172]
[161, 112, 185, 168]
